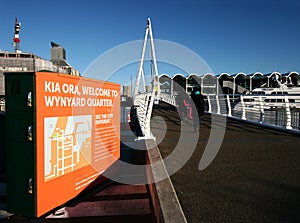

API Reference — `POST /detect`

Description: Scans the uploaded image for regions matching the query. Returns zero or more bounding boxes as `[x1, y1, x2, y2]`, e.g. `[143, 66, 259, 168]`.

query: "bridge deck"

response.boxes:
[152, 102, 300, 222]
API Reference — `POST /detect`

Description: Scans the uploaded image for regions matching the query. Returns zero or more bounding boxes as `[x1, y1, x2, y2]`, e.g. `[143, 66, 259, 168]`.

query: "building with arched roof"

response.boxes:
[187, 73, 201, 94]
[173, 74, 186, 92]
[151, 71, 300, 97]
[217, 73, 233, 94]
[202, 73, 218, 94]
[248, 72, 265, 91]
[159, 74, 172, 94]
[263, 72, 281, 88]
[233, 72, 247, 86]
[230, 72, 248, 94]
[282, 71, 300, 87]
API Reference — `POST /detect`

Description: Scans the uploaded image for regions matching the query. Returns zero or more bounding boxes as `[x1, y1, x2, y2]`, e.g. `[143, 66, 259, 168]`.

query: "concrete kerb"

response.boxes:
[145, 139, 187, 223]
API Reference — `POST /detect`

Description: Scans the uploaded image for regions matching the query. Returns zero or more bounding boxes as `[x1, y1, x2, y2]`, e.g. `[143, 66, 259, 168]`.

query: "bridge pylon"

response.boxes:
[133, 18, 160, 140]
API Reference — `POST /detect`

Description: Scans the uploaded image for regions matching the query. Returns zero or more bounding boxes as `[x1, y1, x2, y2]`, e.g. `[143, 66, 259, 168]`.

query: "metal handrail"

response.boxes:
[205, 94, 300, 131]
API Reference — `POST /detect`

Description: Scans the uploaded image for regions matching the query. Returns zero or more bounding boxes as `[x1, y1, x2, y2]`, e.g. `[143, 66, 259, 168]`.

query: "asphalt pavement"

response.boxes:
[151, 102, 300, 223]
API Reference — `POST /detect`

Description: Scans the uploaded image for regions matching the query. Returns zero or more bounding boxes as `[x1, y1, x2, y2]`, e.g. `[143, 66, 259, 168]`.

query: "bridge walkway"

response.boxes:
[151, 102, 300, 223]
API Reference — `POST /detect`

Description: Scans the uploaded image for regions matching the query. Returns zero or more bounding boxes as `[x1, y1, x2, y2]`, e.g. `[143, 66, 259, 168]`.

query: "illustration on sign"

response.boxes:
[44, 115, 92, 181]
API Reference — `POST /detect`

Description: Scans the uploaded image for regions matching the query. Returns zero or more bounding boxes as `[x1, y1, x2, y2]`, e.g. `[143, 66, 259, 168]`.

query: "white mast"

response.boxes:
[133, 18, 160, 98]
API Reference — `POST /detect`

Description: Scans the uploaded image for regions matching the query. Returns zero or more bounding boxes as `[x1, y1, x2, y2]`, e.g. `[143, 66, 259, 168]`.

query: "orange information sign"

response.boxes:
[35, 72, 120, 216]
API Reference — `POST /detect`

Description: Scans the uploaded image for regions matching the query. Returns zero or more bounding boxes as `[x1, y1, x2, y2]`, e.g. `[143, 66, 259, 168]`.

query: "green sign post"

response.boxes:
[5, 72, 36, 216]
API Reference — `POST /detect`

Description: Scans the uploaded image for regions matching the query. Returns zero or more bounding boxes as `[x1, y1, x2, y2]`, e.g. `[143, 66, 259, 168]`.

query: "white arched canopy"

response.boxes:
[285, 71, 300, 86]
[202, 73, 218, 94]
[249, 72, 264, 91]
[172, 73, 187, 92]
[187, 74, 202, 94]
[217, 73, 231, 80]
[159, 74, 172, 94]
[267, 72, 282, 87]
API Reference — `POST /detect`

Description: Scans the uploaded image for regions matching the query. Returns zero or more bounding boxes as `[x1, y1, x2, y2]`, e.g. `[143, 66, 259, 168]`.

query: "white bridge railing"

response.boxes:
[133, 93, 176, 139]
[159, 93, 176, 106]
[205, 94, 300, 131]
[134, 92, 156, 139]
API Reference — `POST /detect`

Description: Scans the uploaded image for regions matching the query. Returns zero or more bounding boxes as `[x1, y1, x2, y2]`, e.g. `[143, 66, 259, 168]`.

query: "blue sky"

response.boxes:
[1, 0, 299, 84]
